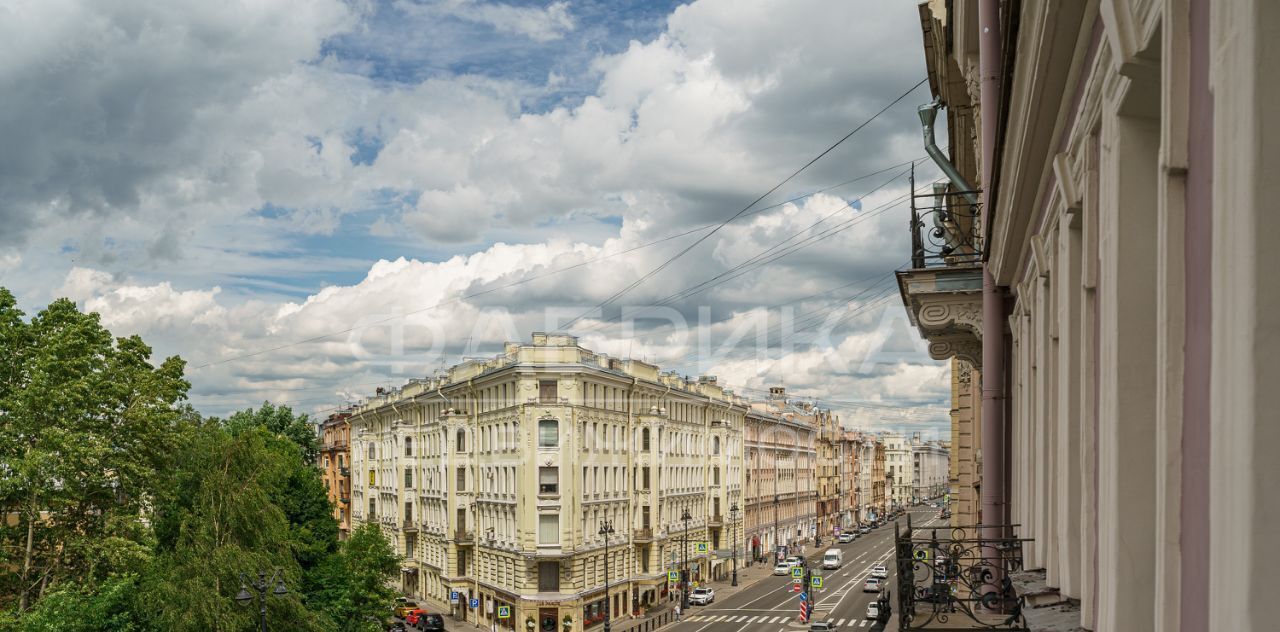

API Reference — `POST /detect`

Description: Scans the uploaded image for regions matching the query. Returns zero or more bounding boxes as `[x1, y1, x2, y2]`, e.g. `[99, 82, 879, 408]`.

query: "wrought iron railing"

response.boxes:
[893, 517, 1031, 631]
[909, 171, 982, 269]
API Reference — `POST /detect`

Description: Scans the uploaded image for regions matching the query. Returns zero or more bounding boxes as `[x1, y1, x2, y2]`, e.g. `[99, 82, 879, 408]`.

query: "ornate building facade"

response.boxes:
[348, 334, 744, 632]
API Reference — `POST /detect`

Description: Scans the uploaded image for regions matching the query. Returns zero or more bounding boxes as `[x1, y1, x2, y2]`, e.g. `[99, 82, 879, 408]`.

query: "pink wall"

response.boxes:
[1180, 0, 1213, 628]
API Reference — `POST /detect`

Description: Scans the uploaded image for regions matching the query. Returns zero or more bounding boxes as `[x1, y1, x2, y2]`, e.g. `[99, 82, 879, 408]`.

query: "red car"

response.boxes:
[406, 609, 427, 626]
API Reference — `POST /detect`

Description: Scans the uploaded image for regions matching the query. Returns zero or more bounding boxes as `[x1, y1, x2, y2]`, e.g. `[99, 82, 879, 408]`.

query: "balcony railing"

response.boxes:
[909, 179, 982, 269]
[455, 528, 473, 545]
[632, 527, 654, 543]
[893, 518, 1032, 630]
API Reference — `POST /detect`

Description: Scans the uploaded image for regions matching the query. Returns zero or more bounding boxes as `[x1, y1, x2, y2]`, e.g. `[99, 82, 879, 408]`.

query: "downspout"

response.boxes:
[918, 101, 979, 206]
[979, 0, 1009, 551]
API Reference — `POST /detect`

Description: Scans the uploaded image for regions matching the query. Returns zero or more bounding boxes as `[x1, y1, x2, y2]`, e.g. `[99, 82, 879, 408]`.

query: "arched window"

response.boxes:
[642, 428, 650, 451]
[456, 429, 467, 452]
[368, 444, 376, 460]
[712, 436, 721, 455]
[405, 437, 413, 457]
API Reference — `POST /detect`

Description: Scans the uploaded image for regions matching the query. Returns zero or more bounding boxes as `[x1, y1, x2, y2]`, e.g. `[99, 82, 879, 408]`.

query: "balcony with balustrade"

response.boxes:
[896, 174, 984, 366]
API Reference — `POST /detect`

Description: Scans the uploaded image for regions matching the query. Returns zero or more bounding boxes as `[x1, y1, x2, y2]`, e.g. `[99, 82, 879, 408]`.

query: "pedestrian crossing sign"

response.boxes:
[791, 567, 803, 578]
[696, 542, 709, 553]
[498, 606, 511, 619]
[810, 576, 823, 589]
[668, 571, 680, 582]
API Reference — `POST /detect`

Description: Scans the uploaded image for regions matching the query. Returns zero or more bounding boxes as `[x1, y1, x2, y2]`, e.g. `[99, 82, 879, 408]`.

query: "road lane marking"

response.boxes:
[860, 620, 868, 627]
[835, 619, 846, 626]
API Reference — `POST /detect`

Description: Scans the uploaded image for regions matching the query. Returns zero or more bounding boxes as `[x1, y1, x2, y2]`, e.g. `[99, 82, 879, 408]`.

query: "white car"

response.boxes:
[773, 563, 791, 576]
[689, 587, 715, 605]
[863, 577, 882, 593]
[865, 602, 881, 620]
[836, 532, 855, 544]
[871, 564, 889, 579]
[785, 556, 804, 568]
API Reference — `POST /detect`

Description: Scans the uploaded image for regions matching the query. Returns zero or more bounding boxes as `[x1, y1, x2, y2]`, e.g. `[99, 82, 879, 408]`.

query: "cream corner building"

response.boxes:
[348, 334, 744, 632]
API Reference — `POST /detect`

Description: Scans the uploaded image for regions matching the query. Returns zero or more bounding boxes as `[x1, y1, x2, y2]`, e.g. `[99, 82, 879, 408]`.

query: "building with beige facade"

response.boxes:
[319, 411, 352, 538]
[347, 333, 743, 632]
[897, 0, 1280, 629]
[882, 434, 912, 509]
[854, 435, 876, 523]
[912, 439, 948, 501]
[743, 388, 816, 563]
[836, 432, 860, 530]
[870, 440, 886, 516]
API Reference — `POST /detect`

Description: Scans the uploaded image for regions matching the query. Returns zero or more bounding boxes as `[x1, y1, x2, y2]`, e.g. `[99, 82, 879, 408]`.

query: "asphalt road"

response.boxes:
[670, 509, 945, 632]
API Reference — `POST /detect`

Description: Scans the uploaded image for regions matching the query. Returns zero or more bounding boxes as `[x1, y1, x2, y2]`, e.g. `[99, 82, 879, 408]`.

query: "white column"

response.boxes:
[1208, 1, 1280, 629]
[1095, 80, 1160, 631]
[1055, 207, 1084, 599]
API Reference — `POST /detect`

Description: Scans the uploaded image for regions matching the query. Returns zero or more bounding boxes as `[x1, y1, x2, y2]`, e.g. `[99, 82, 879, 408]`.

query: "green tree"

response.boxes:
[221, 402, 336, 569]
[139, 423, 326, 631]
[0, 294, 188, 611]
[1, 575, 142, 632]
[223, 402, 319, 464]
[304, 523, 400, 632]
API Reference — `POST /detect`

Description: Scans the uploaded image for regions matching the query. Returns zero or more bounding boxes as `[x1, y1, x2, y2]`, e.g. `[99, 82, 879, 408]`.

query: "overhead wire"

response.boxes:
[558, 77, 929, 330]
[189, 157, 926, 371]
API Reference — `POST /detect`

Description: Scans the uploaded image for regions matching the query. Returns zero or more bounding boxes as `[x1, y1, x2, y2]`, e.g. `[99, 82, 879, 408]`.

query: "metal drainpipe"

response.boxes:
[978, 0, 1008, 551]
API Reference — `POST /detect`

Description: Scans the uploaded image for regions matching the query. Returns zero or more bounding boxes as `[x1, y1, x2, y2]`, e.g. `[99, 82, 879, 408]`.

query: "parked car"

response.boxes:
[689, 587, 715, 605]
[785, 556, 805, 568]
[416, 613, 445, 632]
[865, 602, 881, 620]
[871, 565, 888, 579]
[394, 599, 420, 618]
[773, 562, 792, 576]
[863, 577, 882, 593]
[837, 532, 855, 544]
[808, 620, 837, 632]
[858, 526, 870, 534]
[406, 610, 427, 626]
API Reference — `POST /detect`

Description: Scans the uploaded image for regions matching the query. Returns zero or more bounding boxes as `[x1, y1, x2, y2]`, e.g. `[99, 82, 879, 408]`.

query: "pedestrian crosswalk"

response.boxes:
[682, 614, 872, 626]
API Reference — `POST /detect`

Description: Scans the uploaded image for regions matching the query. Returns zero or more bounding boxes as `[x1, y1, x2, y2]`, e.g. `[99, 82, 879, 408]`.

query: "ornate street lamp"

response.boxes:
[681, 508, 692, 610]
[729, 503, 740, 586]
[598, 520, 615, 632]
[235, 569, 288, 632]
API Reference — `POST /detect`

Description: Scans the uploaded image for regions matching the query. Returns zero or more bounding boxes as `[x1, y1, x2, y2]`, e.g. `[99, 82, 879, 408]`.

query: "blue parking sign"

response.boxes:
[450, 591, 460, 603]
[470, 598, 480, 609]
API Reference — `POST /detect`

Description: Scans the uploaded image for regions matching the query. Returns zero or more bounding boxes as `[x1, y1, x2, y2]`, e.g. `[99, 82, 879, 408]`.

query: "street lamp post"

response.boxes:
[773, 493, 779, 562]
[599, 520, 615, 632]
[681, 508, 692, 610]
[729, 503, 740, 586]
[236, 569, 288, 632]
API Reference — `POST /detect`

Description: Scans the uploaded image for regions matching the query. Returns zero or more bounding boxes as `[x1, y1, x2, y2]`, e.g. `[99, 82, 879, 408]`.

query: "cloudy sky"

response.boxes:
[0, 0, 952, 438]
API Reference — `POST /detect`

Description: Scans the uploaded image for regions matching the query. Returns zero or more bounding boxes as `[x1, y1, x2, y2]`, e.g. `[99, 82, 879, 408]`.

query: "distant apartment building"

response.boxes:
[871, 440, 886, 516]
[911, 439, 948, 500]
[883, 434, 913, 508]
[854, 436, 876, 523]
[348, 333, 743, 632]
[743, 391, 816, 564]
[319, 411, 352, 537]
[837, 432, 861, 529]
